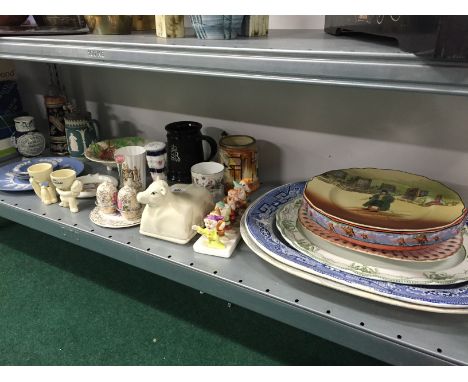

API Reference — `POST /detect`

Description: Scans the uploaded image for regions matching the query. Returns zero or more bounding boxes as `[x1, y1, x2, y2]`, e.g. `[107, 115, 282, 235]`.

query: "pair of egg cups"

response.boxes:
[27, 163, 82, 213]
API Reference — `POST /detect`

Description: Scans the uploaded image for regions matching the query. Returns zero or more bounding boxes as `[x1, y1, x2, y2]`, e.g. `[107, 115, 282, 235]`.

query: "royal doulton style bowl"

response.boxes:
[302, 168, 468, 250]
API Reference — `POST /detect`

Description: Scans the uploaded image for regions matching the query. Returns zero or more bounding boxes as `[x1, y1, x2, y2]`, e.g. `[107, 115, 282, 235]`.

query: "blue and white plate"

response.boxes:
[0, 157, 85, 191]
[244, 182, 468, 309]
[12, 158, 60, 177]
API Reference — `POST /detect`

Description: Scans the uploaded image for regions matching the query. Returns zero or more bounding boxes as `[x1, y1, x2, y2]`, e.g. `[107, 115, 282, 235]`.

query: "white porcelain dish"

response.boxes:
[276, 198, 468, 286]
[243, 182, 468, 309]
[89, 206, 141, 228]
[240, 217, 468, 315]
[77, 174, 118, 198]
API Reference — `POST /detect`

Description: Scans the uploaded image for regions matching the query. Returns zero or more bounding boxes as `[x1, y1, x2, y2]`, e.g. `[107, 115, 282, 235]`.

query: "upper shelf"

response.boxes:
[1, 29, 468, 96]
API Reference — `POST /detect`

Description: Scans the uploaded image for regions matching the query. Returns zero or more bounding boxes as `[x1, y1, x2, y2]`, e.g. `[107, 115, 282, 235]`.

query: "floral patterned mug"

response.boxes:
[191, 161, 225, 201]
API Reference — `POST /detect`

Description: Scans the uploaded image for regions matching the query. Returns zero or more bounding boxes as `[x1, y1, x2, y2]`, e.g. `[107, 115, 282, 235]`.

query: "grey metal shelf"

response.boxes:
[1, 161, 468, 365]
[1, 29, 468, 95]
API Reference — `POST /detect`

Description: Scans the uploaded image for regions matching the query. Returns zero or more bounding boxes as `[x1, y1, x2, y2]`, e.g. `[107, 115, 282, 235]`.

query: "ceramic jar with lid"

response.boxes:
[12, 116, 46, 157]
[44, 94, 69, 156]
[96, 181, 118, 214]
[117, 179, 141, 220]
[218, 135, 259, 192]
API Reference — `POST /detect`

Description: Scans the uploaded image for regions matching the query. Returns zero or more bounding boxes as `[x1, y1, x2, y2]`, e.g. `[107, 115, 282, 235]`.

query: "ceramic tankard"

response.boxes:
[64, 112, 100, 157]
[165, 121, 217, 184]
[218, 135, 259, 192]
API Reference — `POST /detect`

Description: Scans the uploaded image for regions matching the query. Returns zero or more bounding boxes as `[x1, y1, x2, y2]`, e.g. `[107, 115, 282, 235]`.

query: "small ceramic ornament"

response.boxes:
[192, 224, 225, 249]
[117, 178, 142, 220]
[192, 191, 243, 258]
[50, 169, 82, 213]
[137, 178, 213, 244]
[96, 180, 118, 214]
[215, 201, 232, 226]
[205, 212, 226, 236]
[192, 215, 241, 258]
[27, 163, 58, 205]
[55, 180, 83, 213]
[225, 182, 249, 223]
[39, 181, 58, 205]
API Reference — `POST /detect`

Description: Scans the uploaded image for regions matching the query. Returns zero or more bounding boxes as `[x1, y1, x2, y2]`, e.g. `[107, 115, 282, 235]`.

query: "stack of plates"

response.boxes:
[240, 178, 468, 314]
[0, 157, 84, 191]
[11, 158, 60, 181]
[302, 168, 467, 251]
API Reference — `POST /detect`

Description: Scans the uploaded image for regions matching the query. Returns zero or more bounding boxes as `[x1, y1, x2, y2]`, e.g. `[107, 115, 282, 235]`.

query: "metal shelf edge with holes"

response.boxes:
[1, 161, 468, 365]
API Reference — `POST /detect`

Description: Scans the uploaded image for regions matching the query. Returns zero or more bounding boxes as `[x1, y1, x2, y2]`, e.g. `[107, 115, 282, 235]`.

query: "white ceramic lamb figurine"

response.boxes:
[137, 179, 214, 244]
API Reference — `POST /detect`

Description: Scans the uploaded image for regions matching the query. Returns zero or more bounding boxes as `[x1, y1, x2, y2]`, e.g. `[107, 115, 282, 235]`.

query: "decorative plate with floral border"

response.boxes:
[244, 182, 468, 308]
[0, 157, 84, 191]
[276, 198, 468, 286]
[240, 218, 468, 314]
[90, 206, 141, 228]
[303, 169, 468, 250]
[84, 137, 147, 169]
[298, 203, 463, 262]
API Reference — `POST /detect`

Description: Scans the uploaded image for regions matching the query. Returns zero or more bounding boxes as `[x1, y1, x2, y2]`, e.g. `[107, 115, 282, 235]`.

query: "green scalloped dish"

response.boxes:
[84, 137, 147, 167]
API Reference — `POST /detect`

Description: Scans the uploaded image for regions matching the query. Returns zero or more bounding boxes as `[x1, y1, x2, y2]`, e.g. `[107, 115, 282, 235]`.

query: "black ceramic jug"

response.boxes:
[165, 121, 218, 184]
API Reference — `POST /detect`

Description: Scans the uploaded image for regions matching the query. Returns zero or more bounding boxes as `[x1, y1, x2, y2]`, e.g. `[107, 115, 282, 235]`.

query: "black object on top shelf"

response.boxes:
[324, 15, 468, 61]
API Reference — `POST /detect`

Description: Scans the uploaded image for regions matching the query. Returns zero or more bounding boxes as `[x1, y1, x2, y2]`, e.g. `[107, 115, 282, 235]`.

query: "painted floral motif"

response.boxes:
[89, 207, 141, 228]
[96, 181, 118, 208]
[118, 182, 140, 212]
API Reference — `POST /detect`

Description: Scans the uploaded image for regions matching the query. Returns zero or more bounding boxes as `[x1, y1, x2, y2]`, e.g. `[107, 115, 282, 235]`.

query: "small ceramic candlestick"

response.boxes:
[55, 180, 83, 213]
[117, 178, 141, 220]
[96, 181, 118, 214]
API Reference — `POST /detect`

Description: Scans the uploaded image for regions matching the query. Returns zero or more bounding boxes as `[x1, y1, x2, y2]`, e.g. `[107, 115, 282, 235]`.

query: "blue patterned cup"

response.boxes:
[190, 15, 244, 39]
[144, 141, 167, 181]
